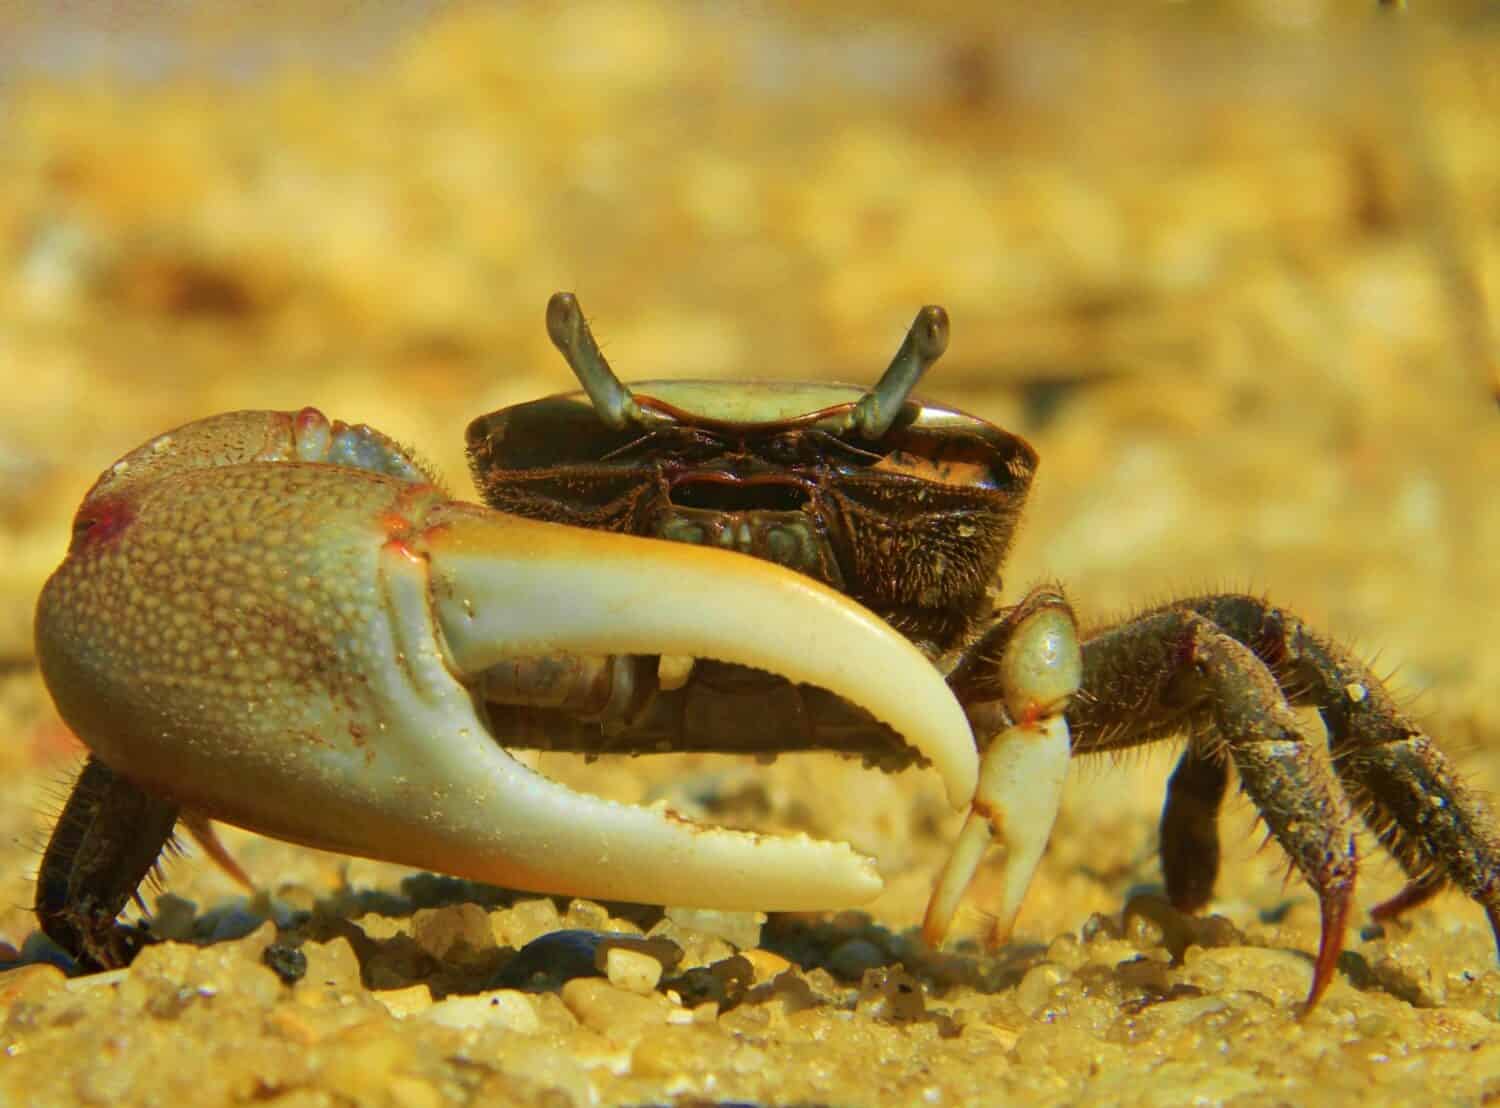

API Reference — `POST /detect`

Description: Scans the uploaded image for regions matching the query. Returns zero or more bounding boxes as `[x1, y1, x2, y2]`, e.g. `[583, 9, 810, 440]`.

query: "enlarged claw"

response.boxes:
[35, 410, 976, 922]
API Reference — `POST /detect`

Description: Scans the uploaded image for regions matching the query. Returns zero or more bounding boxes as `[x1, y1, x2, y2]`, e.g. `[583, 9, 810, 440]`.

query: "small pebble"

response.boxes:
[664, 953, 757, 1011]
[740, 948, 793, 983]
[563, 899, 611, 931]
[494, 930, 681, 990]
[203, 905, 267, 945]
[594, 936, 681, 975]
[492, 929, 613, 988]
[495, 898, 561, 947]
[262, 944, 308, 985]
[0, 961, 67, 1004]
[1016, 962, 1071, 1017]
[605, 947, 664, 994]
[646, 918, 735, 969]
[412, 903, 494, 964]
[295, 937, 362, 993]
[375, 984, 433, 1019]
[561, 978, 675, 1040]
[753, 971, 819, 1018]
[422, 990, 541, 1033]
[856, 967, 926, 1023]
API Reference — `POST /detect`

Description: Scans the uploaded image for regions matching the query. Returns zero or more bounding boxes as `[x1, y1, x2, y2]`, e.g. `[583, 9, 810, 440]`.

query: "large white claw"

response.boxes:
[386, 503, 976, 910]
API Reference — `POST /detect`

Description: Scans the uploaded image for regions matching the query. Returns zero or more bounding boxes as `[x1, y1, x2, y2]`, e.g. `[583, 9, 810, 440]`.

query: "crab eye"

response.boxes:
[546, 292, 670, 432]
[851, 305, 950, 440]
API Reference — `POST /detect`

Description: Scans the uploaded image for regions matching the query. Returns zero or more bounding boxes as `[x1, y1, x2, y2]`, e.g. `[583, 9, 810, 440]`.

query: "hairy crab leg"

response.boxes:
[34, 757, 179, 969]
[1068, 604, 1358, 1010]
[923, 589, 1082, 945]
[35, 410, 977, 962]
[1179, 595, 1500, 965]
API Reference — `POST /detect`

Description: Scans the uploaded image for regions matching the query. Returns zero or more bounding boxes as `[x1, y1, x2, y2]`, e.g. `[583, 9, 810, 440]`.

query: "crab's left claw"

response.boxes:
[35, 413, 976, 921]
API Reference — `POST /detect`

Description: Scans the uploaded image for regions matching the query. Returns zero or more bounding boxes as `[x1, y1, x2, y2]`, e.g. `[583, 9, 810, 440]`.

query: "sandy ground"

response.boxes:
[1, 4, 1499, 1105]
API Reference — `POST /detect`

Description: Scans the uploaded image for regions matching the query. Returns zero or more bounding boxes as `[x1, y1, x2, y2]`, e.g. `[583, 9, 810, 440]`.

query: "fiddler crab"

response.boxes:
[33, 293, 1500, 1011]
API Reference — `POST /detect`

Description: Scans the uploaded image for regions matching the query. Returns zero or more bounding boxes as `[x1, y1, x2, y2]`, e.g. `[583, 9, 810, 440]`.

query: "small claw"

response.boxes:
[923, 594, 1080, 947]
[923, 715, 1070, 946]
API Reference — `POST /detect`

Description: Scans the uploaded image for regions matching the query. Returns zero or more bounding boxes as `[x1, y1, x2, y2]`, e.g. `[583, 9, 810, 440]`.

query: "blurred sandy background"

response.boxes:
[1, 2, 1499, 1105]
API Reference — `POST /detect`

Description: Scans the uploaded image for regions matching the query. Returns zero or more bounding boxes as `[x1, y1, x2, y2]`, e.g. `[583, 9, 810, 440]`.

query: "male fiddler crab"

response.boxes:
[33, 293, 1500, 1011]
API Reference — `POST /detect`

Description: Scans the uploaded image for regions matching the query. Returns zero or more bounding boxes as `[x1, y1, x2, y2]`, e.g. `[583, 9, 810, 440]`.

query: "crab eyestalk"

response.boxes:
[851, 304, 950, 440]
[546, 292, 658, 431]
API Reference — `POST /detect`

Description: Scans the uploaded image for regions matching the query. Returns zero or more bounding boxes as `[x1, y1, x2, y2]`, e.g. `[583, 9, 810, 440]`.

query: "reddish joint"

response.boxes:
[378, 487, 438, 561]
[1016, 702, 1045, 727]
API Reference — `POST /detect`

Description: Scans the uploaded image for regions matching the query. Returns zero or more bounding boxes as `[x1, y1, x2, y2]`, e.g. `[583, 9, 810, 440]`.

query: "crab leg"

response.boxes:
[36, 414, 977, 935]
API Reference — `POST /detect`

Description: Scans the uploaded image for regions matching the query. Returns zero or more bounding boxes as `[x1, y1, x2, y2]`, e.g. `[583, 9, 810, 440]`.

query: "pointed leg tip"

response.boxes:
[1368, 877, 1445, 924]
[1303, 881, 1355, 1015]
[1300, 971, 1334, 1017]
